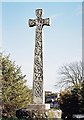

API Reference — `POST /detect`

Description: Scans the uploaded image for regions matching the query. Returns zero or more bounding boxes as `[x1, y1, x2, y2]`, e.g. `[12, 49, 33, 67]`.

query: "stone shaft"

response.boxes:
[29, 9, 50, 104]
[33, 27, 43, 104]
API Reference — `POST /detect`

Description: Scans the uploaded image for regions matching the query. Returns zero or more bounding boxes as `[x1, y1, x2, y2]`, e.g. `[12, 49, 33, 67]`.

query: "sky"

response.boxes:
[1, 2, 82, 92]
[0, 0, 83, 2]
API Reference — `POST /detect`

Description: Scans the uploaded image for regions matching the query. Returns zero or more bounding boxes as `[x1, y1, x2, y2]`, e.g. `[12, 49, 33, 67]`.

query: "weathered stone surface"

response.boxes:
[29, 9, 50, 104]
[27, 104, 50, 110]
[16, 107, 49, 119]
[48, 109, 62, 118]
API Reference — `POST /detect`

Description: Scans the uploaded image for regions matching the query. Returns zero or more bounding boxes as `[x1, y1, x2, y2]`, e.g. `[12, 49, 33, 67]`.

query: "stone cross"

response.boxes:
[29, 9, 50, 104]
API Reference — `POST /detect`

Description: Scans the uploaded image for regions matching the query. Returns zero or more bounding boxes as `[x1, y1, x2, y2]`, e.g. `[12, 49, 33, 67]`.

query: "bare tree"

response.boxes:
[56, 62, 83, 88]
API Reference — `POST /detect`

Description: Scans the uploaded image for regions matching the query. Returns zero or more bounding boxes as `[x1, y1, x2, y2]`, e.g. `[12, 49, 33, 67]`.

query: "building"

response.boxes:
[45, 91, 60, 109]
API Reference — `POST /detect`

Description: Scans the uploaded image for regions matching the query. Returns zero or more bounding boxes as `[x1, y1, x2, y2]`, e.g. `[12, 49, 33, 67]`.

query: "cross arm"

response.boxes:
[29, 19, 36, 27]
[43, 18, 50, 26]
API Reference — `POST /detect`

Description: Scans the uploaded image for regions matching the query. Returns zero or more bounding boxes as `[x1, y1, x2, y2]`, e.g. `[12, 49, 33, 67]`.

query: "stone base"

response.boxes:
[27, 104, 50, 110]
[48, 109, 62, 118]
[16, 104, 50, 119]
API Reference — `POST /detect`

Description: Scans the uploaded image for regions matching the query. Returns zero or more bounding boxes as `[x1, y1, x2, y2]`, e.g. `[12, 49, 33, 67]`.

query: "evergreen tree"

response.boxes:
[0, 53, 32, 118]
[59, 86, 82, 119]
[80, 82, 84, 113]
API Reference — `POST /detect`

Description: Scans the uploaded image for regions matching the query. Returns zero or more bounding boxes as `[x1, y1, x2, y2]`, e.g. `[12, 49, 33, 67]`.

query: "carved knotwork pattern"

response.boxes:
[29, 9, 50, 104]
[34, 81, 43, 97]
[33, 28, 43, 99]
